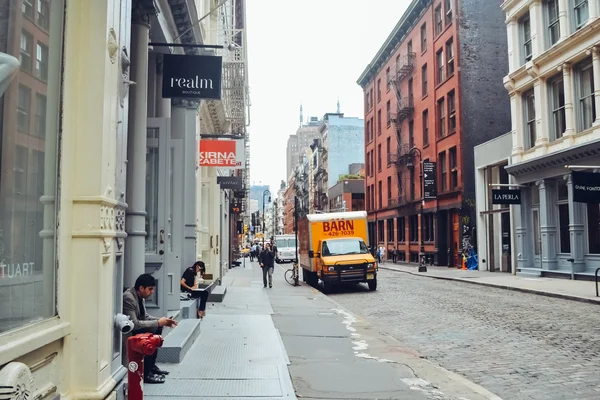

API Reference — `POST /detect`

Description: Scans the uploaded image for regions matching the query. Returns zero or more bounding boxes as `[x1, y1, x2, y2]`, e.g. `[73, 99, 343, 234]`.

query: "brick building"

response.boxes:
[357, 0, 510, 266]
[283, 176, 297, 234]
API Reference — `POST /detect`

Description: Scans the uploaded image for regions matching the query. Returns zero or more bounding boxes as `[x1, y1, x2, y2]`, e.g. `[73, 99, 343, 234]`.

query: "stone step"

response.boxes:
[207, 285, 227, 302]
[156, 319, 201, 363]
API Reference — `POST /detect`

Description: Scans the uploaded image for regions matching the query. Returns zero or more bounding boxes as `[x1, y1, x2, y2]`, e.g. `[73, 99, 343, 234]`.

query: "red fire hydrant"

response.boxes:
[126, 333, 164, 400]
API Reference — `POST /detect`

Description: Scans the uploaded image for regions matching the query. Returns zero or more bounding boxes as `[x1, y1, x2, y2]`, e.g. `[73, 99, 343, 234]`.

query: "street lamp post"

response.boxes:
[409, 147, 427, 273]
[262, 189, 271, 245]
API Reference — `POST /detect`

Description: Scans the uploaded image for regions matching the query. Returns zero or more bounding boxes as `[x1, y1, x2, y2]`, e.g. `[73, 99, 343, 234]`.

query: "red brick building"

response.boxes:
[357, 0, 510, 266]
[283, 176, 296, 234]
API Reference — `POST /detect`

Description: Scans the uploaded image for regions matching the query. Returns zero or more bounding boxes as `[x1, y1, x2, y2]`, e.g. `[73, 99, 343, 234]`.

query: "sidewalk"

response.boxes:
[380, 262, 600, 304]
[144, 259, 296, 399]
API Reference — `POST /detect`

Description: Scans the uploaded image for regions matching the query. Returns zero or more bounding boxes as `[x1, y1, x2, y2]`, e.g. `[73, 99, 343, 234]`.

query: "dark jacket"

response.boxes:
[260, 248, 276, 268]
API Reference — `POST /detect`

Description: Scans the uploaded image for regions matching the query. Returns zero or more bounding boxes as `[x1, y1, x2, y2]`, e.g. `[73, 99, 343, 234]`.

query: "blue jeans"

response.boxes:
[262, 266, 273, 287]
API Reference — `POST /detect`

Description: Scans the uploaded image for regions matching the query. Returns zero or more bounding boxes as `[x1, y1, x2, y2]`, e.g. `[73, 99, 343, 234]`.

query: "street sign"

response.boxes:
[423, 161, 437, 200]
[572, 171, 600, 203]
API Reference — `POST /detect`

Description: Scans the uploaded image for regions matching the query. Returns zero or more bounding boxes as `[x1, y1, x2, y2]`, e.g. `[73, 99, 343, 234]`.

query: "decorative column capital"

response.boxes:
[132, 0, 157, 26]
[535, 179, 545, 189]
[559, 62, 572, 74]
[563, 173, 572, 184]
[592, 46, 600, 59]
[172, 98, 201, 109]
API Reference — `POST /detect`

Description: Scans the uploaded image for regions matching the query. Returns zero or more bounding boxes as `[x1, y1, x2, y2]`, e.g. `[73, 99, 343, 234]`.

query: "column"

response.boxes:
[510, 92, 524, 154]
[124, 0, 155, 287]
[565, 174, 586, 272]
[529, 0, 543, 59]
[155, 54, 171, 118]
[506, 18, 518, 72]
[592, 46, 600, 126]
[538, 179, 558, 270]
[516, 185, 529, 269]
[534, 78, 549, 145]
[184, 100, 200, 269]
[589, 0, 599, 20]
[558, 0, 571, 41]
[562, 63, 576, 137]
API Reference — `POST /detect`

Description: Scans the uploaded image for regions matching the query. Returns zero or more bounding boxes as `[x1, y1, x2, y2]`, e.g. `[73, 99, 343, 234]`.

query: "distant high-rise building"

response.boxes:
[250, 184, 270, 212]
[286, 117, 321, 181]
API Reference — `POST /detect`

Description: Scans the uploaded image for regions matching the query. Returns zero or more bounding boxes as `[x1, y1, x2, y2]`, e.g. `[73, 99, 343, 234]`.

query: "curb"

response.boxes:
[379, 265, 600, 306]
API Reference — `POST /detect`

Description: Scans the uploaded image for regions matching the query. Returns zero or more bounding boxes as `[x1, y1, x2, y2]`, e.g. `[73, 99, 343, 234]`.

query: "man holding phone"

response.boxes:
[123, 273, 177, 384]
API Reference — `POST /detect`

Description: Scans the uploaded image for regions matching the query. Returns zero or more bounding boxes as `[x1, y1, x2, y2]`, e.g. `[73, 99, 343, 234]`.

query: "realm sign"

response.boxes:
[162, 54, 222, 99]
[491, 189, 521, 205]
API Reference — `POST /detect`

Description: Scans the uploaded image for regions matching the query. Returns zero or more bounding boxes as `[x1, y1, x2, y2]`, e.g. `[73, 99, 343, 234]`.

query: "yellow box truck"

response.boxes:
[298, 211, 377, 292]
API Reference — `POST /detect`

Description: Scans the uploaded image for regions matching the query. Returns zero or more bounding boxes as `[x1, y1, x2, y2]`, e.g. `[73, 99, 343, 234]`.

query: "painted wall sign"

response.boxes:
[423, 161, 437, 200]
[217, 176, 243, 190]
[162, 54, 222, 99]
[199, 139, 245, 169]
[572, 171, 600, 203]
[491, 189, 521, 205]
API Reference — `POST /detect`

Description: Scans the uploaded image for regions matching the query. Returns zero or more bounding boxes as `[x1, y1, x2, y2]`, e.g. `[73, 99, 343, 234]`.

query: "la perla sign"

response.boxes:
[162, 54, 222, 99]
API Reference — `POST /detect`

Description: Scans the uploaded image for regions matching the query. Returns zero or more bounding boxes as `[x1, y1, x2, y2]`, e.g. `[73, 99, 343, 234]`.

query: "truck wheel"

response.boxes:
[367, 278, 377, 291]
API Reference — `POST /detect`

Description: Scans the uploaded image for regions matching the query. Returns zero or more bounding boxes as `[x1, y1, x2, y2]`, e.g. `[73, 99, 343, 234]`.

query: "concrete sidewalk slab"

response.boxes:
[380, 262, 600, 304]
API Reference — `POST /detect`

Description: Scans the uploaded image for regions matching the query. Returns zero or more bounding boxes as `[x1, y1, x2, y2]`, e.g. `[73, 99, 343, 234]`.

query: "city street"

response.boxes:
[329, 268, 600, 400]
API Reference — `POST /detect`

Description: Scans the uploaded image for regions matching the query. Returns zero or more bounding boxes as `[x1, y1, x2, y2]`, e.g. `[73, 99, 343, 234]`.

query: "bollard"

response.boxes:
[126, 333, 164, 400]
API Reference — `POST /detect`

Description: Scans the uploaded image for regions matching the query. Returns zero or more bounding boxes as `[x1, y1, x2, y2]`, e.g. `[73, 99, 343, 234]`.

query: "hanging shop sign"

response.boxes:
[423, 161, 437, 200]
[491, 189, 522, 205]
[199, 139, 245, 169]
[162, 54, 222, 99]
[217, 176, 243, 190]
[572, 171, 600, 203]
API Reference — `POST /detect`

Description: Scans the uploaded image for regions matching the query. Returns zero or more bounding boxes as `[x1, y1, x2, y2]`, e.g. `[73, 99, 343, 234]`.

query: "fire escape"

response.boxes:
[216, 0, 251, 215]
[387, 52, 416, 208]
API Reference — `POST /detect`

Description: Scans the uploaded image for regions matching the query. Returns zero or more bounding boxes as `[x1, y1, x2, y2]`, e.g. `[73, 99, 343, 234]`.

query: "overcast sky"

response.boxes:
[245, 0, 411, 195]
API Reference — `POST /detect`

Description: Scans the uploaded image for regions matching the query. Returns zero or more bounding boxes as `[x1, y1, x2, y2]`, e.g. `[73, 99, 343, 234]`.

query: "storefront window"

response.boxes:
[557, 180, 570, 254]
[587, 205, 600, 254]
[0, 0, 63, 334]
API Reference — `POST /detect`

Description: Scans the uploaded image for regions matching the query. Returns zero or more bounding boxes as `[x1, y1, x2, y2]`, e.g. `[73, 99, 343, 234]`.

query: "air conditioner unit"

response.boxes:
[0, 362, 33, 400]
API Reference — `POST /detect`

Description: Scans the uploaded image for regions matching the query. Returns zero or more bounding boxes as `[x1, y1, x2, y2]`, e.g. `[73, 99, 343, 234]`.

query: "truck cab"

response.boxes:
[299, 211, 377, 292]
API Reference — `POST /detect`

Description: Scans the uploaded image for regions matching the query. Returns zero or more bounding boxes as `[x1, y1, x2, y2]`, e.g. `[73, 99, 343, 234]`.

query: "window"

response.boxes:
[387, 218, 395, 242]
[444, 0, 453, 25]
[0, 0, 63, 334]
[574, 0, 589, 29]
[370, 89, 374, 108]
[397, 217, 406, 242]
[587, 204, 600, 254]
[549, 76, 566, 139]
[521, 15, 532, 63]
[577, 61, 596, 131]
[378, 144, 382, 171]
[420, 23, 427, 52]
[387, 176, 392, 201]
[365, 120, 370, 143]
[377, 110, 382, 135]
[410, 168, 415, 200]
[22, 0, 34, 17]
[370, 151, 374, 176]
[378, 181, 383, 209]
[377, 79, 381, 102]
[38, 0, 50, 29]
[523, 90, 536, 147]
[20, 30, 33, 72]
[386, 67, 391, 88]
[447, 90, 456, 133]
[449, 146, 458, 189]
[36, 43, 49, 81]
[410, 215, 419, 242]
[546, 0, 560, 47]
[435, 5, 443, 35]
[446, 38, 454, 76]
[423, 214, 435, 242]
[35, 93, 47, 137]
[378, 220, 384, 241]
[557, 180, 570, 253]
[436, 49, 444, 83]
[423, 110, 429, 146]
[439, 151, 447, 192]
[364, 93, 369, 111]
[386, 137, 391, 163]
[386, 100, 391, 127]
[408, 78, 414, 101]
[437, 97, 446, 138]
[17, 85, 31, 132]
[366, 186, 371, 210]
[407, 40, 413, 55]
[422, 64, 428, 97]
[409, 120, 414, 149]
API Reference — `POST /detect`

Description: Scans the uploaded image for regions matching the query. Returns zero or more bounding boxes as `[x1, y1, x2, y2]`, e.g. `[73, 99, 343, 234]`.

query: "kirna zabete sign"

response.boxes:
[572, 171, 600, 203]
[492, 189, 521, 205]
[162, 54, 222, 99]
[199, 139, 245, 169]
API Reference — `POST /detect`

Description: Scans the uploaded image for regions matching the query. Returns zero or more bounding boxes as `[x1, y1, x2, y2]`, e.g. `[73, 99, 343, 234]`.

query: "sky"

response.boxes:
[245, 0, 411, 195]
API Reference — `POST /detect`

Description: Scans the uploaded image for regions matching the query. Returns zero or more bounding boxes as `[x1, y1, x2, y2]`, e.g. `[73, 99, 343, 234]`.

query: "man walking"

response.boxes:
[123, 274, 177, 384]
[260, 242, 276, 288]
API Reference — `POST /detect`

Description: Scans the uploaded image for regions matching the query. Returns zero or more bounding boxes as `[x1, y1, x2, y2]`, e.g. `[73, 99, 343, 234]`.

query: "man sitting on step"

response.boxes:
[123, 273, 177, 384]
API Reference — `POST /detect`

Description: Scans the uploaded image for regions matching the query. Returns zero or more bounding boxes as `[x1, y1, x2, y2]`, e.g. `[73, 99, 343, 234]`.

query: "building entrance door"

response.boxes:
[144, 118, 179, 317]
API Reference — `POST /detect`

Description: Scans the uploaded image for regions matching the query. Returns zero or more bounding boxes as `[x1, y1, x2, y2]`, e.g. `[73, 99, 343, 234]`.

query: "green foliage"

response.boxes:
[337, 174, 364, 183]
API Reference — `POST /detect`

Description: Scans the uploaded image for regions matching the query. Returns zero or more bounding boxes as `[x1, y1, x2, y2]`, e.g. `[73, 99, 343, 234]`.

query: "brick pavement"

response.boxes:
[330, 269, 600, 400]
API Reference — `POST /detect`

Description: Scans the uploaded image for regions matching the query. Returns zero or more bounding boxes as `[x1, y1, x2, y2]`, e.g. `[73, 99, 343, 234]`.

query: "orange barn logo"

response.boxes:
[323, 220, 354, 232]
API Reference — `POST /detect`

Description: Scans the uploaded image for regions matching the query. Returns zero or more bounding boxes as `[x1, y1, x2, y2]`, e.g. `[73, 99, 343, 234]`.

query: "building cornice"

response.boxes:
[356, 0, 432, 88]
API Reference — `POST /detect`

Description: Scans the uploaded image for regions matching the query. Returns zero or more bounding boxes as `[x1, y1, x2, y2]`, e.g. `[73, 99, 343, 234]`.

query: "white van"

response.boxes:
[274, 234, 297, 263]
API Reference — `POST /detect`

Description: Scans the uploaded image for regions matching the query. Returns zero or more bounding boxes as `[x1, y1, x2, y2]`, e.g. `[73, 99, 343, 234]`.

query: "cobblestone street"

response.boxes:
[330, 269, 600, 400]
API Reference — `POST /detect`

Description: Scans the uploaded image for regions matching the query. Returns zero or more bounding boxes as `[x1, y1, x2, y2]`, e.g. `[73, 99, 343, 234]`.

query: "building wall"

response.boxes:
[502, 0, 600, 278]
[324, 115, 365, 188]
[286, 134, 298, 180]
